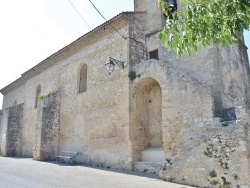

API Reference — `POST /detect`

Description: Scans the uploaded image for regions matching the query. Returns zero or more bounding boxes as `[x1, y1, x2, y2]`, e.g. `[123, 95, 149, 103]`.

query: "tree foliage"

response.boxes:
[157, 0, 250, 56]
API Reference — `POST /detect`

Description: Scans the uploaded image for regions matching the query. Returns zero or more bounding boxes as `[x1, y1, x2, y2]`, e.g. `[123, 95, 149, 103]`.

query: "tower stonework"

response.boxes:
[134, 0, 164, 33]
[0, 1, 249, 187]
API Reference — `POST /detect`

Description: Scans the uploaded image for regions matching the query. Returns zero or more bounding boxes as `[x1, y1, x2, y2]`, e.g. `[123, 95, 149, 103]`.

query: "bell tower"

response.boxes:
[134, 0, 165, 33]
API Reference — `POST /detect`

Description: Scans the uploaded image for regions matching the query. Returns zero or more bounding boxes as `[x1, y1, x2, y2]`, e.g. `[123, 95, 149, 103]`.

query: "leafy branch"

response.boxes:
[157, 0, 250, 56]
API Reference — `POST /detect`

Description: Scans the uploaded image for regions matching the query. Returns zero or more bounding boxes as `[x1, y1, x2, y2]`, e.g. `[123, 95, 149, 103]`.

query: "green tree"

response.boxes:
[157, 0, 250, 56]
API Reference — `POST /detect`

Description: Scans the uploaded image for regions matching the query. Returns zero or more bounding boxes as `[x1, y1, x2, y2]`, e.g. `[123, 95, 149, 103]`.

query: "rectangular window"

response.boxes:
[149, 49, 159, 60]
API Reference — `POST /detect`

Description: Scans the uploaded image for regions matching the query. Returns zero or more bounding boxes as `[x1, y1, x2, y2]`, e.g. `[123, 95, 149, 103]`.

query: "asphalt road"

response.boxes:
[0, 157, 193, 188]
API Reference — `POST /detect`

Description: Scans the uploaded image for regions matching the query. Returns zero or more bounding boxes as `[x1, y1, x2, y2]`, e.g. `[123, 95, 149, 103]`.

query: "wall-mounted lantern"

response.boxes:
[165, 0, 177, 19]
[105, 57, 124, 74]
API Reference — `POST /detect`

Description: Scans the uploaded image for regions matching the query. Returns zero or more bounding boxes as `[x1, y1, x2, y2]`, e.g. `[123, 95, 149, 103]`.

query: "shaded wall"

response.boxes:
[219, 42, 250, 111]
[0, 110, 2, 153]
[33, 92, 60, 161]
[0, 104, 24, 156]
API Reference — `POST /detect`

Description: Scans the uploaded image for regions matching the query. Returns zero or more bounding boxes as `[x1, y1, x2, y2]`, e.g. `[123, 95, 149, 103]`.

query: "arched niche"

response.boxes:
[78, 64, 87, 93]
[132, 77, 163, 162]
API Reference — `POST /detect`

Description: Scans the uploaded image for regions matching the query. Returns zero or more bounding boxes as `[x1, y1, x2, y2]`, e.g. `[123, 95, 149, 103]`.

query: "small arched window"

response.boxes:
[35, 85, 41, 108]
[79, 64, 87, 93]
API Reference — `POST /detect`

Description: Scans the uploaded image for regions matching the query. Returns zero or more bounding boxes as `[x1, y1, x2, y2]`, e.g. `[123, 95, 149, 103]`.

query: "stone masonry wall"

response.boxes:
[58, 21, 131, 169]
[1, 15, 133, 169]
[161, 41, 250, 120]
[134, 0, 165, 34]
[0, 109, 8, 156]
[131, 60, 250, 188]
[219, 42, 250, 110]
[135, 0, 250, 122]
[127, 13, 146, 66]
[0, 5, 249, 188]
[0, 104, 24, 157]
[33, 92, 60, 161]
[159, 119, 250, 188]
[0, 110, 2, 153]
[0, 17, 132, 169]
[130, 60, 214, 163]
[2, 85, 25, 109]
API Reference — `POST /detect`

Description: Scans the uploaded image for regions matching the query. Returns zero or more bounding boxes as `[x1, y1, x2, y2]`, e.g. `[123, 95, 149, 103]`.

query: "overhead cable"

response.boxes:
[68, 0, 91, 29]
[88, 0, 125, 39]
[88, 0, 146, 59]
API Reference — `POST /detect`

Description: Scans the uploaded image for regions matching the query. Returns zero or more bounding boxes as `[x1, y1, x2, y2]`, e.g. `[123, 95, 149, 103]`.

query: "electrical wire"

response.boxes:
[88, 0, 146, 59]
[68, 0, 91, 29]
[88, 0, 125, 39]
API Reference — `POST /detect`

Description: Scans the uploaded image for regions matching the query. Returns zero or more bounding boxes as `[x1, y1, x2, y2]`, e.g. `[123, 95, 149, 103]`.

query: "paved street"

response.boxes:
[0, 157, 193, 188]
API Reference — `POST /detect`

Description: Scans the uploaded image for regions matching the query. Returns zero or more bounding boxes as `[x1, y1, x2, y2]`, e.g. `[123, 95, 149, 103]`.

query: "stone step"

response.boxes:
[134, 161, 165, 174]
[140, 147, 165, 162]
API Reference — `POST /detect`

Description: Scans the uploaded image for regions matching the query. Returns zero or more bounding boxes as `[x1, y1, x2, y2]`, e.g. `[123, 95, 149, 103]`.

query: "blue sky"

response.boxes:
[244, 30, 250, 59]
[0, 0, 249, 108]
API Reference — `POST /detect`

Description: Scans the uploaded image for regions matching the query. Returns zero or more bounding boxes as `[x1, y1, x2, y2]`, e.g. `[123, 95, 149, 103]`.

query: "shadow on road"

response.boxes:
[48, 160, 159, 179]
[4, 157, 159, 180]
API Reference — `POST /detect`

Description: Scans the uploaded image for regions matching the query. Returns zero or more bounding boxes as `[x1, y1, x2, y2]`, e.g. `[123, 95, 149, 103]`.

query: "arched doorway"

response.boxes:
[133, 77, 163, 162]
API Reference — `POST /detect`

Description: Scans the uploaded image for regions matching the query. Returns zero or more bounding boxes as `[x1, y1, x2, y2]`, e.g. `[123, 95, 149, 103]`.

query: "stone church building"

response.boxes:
[0, 0, 249, 187]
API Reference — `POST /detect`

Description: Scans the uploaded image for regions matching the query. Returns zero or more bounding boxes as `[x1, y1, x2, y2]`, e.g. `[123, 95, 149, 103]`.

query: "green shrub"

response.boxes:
[38, 93, 46, 100]
[128, 70, 137, 81]
[209, 170, 217, 178]
[210, 180, 219, 185]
